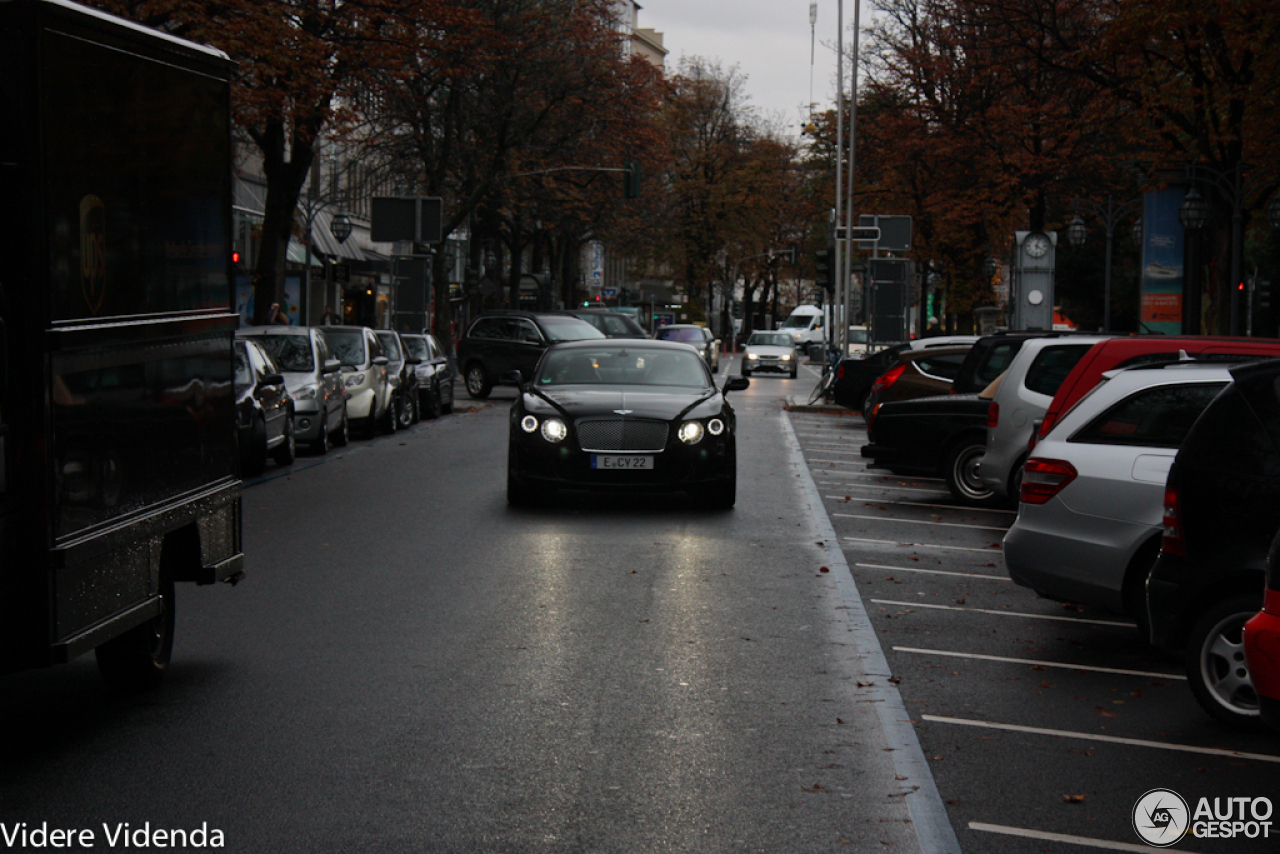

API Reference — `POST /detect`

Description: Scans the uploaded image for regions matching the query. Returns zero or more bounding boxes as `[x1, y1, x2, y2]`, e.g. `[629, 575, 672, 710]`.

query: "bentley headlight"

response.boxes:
[520, 415, 539, 433]
[344, 373, 366, 388]
[707, 418, 725, 436]
[541, 418, 568, 443]
[678, 421, 705, 444]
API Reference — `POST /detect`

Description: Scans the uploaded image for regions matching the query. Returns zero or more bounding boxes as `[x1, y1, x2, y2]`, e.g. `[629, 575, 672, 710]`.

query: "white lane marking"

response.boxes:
[802, 448, 865, 454]
[834, 513, 1008, 532]
[829, 495, 1017, 515]
[892, 646, 1184, 680]
[870, 598, 1133, 627]
[969, 822, 1207, 854]
[822, 481, 946, 495]
[844, 537, 1004, 553]
[923, 716, 1280, 765]
[854, 562, 1011, 582]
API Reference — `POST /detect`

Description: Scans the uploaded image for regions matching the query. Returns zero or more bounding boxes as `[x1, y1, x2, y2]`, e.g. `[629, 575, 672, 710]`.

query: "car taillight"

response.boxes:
[867, 402, 882, 427]
[871, 364, 905, 394]
[836, 364, 845, 380]
[1162, 485, 1185, 557]
[987, 401, 1000, 428]
[1020, 458, 1077, 505]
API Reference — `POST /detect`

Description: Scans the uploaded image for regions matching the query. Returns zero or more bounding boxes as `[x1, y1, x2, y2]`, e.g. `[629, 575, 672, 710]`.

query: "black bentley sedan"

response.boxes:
[506, 339, 749, 508]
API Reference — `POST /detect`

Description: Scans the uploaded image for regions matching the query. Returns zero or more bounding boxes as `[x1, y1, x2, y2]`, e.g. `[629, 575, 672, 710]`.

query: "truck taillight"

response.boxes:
[871, 364, 905, 394]
[1020, 458, 1077, 505]
[1162, 485, 1185, 557]
[987, 401, 1000, 428]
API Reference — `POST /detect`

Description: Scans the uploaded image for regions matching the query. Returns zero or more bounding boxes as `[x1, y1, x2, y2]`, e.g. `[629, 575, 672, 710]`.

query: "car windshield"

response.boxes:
[540, 316, 606, 343]
[402, 337, 428, 360]
[325, 329, 367, 366]
[375, 333, 403, 360]
[536, 348, 709, 388]
[748, 333, 792, 347]
[656, 327, 703, 342]
[849, 329, 868, 344]
[254, 334, 314, 372]
[233, 346, 252, 390]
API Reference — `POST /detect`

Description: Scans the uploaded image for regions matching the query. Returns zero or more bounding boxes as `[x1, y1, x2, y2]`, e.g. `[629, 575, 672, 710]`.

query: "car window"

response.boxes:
[509, 318, 543, 345]
[748, 333, 792, 347]
[470, 318, 505, 340]
[402, 336, 428, 360]
[368, 332, 385, 359]
[1024, 344, 1090, 396]
[325, 329, 367, 366]
[256, 334, 315, 372]
[537, 348, 709, 387]
[233, 344, 252, 390]
[315, 332, 331, 363]
[427, 334, 442, 358]
[914, 352, 967, 381]
[977, 341, 1023, 385]
[656, 327, 702, 342]
[376, 333, 403, 360]
[600, 314, 637, 336]
[538, 316, 605, 343]
[1070, 382, 1228, 448]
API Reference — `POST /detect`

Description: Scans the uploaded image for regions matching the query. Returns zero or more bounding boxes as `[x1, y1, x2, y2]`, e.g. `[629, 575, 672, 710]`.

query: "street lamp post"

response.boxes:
[300, 190, 352, 326]
[1066, 195, 1140, 332]
[1179, 164, 1278, 336]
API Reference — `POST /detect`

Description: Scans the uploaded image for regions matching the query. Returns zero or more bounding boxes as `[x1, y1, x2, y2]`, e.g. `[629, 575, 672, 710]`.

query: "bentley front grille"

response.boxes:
[577, 419, 669, 453]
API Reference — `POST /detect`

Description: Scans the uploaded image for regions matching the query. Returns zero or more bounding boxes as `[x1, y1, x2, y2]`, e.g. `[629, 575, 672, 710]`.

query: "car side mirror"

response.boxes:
[262, 372, 285, 387]
[723, 376, 749, 393]
[372, 356, 389, 366]
[502, 370, 523, 385]
[322, 359, 342, 374]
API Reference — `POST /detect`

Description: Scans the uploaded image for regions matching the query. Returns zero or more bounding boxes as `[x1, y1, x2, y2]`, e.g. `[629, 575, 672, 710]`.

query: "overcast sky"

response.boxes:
[640, 0, 856, 136]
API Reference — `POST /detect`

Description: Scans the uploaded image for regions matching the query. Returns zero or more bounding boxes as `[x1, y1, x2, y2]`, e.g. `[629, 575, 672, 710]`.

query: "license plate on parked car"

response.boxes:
[591, 455, 654, 470]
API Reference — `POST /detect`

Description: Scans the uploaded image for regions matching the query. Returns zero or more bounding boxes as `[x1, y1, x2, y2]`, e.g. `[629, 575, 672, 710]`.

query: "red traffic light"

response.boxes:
[1239, 281, 1246, 291]
[231, 251, 241, 265]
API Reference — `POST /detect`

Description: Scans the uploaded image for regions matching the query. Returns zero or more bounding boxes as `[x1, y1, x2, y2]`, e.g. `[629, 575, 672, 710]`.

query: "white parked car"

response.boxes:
[1004, 363, 1232, 627]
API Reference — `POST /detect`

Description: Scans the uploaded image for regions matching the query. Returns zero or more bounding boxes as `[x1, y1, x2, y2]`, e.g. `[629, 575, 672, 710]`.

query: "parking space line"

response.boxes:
[969, 822, 1207, 853]
[854, 562, 1012, 582]
[844, 536, 1004, 553]
[922, 715, 1280, 764]
[821, 480, 945, 495]
[831, 496, 1017, 515]
[892, 646, 1184, 680]
[834, 513, 1009, 532]
[870, 599, 1133, 627]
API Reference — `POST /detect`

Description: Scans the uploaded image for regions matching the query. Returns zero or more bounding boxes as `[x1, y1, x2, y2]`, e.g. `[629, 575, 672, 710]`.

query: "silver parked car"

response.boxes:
[323, 325, 394, 438]
[741, 330, 798, 378]
[401, 332, 455, 419]
[237, 326, 349, 453]
[1004, 363, 1232, 628]
[978, 335, 1110, 498]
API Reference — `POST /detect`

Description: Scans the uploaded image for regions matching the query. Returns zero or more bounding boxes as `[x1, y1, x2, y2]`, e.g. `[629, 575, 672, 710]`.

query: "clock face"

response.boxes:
[1025, 233, 1051, 259]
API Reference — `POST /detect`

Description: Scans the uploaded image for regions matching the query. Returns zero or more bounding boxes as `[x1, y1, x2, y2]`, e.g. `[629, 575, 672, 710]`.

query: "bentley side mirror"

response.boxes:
[723, 376, 750, 393]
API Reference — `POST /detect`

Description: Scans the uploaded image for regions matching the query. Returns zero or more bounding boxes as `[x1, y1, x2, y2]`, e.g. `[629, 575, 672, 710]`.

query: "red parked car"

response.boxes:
[1244, 529, 1280, 731]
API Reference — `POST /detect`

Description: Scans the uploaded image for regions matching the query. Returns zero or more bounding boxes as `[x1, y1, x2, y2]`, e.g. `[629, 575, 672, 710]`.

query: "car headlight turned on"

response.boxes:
[707, 418, 725, 436]
[747, 352, 759, 360]
[345, 372, 366, 388]
[678, 421, 705, 444]
[541, 417, 568, 443]
[520, 415, 539, 433]
[780, 354, 791, 361]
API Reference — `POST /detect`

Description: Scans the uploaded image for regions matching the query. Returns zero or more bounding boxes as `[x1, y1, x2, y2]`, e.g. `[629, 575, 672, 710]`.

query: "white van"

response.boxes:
[779, 305, 825, 349]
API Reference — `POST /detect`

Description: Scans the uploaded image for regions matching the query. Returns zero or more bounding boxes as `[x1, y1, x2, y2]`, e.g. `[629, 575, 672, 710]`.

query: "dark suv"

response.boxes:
[1147, 358, 1280, 729]
[456, 311, 603, 399]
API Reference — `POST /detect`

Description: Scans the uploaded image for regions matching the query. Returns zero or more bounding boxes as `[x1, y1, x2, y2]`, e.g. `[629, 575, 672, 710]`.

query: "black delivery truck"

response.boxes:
[0, 0, 244, 689]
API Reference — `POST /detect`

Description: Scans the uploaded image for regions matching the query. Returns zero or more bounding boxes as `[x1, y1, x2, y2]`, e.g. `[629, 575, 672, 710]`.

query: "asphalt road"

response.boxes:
[0, 361, 939, 853]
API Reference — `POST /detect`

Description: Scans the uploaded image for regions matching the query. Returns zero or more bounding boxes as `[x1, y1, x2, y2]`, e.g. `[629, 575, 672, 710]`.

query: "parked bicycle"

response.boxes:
[807, 345, 843, 406]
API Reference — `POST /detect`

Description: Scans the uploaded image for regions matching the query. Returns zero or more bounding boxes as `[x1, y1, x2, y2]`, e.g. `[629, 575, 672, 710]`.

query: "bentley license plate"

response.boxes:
[591, 455, 654, 470]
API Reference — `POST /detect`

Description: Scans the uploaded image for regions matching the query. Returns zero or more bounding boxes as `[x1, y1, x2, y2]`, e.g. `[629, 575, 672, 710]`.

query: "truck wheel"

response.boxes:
[944, 440, 997, 506]
[1185, 593, 1266, 730]
[96, 573, 175, 692]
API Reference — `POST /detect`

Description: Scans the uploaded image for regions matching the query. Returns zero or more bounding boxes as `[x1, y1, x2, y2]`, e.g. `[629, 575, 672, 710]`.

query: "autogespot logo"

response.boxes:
[1133, 788, 1190, 847]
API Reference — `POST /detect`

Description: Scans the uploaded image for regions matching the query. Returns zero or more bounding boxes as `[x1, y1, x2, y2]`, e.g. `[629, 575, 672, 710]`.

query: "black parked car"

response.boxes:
[375, 329, 421, 429]
[1147, 358, 1280, 729]
[457, 311, 604, 399]
[569, 308, 649, 338]
[234, 338, 295, 476]
[507, 339, 748, 508]
[401, 332, 454, 418]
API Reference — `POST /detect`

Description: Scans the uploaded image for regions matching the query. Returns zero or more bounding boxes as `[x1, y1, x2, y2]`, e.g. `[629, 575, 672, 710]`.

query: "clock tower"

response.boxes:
[1013, 230, 1057, 330]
